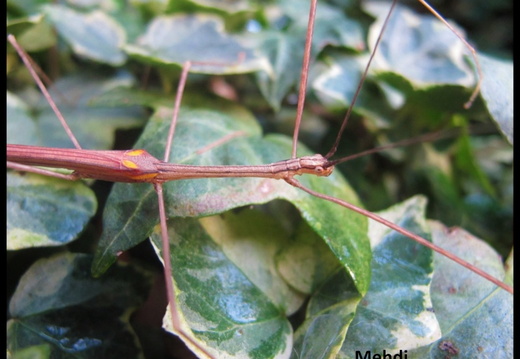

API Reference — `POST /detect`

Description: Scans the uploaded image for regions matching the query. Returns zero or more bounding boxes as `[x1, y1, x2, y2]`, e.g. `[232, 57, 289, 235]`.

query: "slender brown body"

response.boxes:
[7, 144, 333, 183]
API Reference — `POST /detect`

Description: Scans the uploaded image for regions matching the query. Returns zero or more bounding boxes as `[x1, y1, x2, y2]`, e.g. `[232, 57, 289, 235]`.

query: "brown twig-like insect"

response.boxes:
[7, 0, 512, 357]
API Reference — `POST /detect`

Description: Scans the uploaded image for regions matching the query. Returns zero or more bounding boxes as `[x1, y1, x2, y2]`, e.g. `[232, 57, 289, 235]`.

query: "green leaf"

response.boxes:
[365, 2, 475, 90]
[199, 212, 306, 314]
[151, 214, 294, 358]
[166, 0, 259, 15]
[21, 74, 146, 149]
[479, 54, 513, 145]
[6, 16, 56, 52]
[254, 31, 306, 111]
[125, 14, 262, 74]
[339, 196, 439, 356]
[312, 51, 397, 126]
[7, 172, 97, 250]
[290, 196, 512, 359]
[92, 99, 371, 296]
[7, 253, 154, 358]
[455, 131, 496, 197]
[309, 2, 512, 249]
[276, 221, 342, 295]
[280, 0, 365, 53]
[292, 268, 360, 359]
[7, 91, 38, 145]
[254, 0, 365, 111]
[410, 221, 513, 358]
[7, 75, 143, 250]
[44, 4, 127, 65]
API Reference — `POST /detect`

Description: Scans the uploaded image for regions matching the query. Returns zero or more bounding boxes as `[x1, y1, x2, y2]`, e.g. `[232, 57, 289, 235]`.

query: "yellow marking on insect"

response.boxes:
[129, 173, 158, 180]
[127, 149, 146, 156]
[122, 159, 139, 169]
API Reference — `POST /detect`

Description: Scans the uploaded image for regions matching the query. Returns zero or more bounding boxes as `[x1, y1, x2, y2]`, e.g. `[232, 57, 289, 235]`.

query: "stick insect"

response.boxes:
[7, 0, 512, 358]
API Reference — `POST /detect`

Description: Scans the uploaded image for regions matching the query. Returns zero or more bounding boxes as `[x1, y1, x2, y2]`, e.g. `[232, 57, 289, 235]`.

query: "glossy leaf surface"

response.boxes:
[7, 253, 154, 358]
[7, 1, 512, 358]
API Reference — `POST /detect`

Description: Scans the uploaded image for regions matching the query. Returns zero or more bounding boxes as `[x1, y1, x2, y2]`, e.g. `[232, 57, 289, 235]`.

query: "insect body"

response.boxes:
[7, 144, 333, 182]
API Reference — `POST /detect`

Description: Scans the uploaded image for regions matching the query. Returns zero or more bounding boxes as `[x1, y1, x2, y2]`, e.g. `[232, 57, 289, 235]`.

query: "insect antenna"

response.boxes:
[324, 0, 397, 159]
[323, 0, 483, 160]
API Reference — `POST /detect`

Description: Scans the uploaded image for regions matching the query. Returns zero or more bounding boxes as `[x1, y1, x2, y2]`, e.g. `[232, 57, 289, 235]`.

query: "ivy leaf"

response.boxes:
[411, 221, 513, 358]
[7, 253, 154, 357]
[125, 15, 262, 74]
[92, 98, 371, 297]
[7, 172, 97, 250]
[365, 2, 475, 90]
[151, 214, 294, 359]
[12, 74, 146, 150]
[479, 54, 513, 145]
[44, 5, 127, 65]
